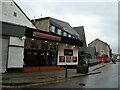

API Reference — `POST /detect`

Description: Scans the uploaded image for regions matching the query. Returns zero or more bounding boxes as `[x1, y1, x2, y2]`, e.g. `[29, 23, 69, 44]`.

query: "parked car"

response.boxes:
[111, 59, 116, 64]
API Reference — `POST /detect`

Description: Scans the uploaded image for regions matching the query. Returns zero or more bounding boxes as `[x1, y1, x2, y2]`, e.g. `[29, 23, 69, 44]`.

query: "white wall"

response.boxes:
[57, 44, 78, 65]
[9, 36, 24, 46]
[8, 36, 24, 68]
[1, 0, 36, 29]
[0, 1, 2, 22]
[8, 47, 24, 68]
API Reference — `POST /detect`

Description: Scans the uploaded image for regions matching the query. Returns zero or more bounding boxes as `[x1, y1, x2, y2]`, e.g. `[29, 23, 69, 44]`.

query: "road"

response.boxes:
[2, 62, 119, 90]
[29, 62, 119, 89]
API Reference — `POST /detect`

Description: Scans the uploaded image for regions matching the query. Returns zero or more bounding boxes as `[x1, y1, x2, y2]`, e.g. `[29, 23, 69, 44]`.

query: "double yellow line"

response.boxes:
[0, 79, 66, 88]
[1, 76, 84, 88]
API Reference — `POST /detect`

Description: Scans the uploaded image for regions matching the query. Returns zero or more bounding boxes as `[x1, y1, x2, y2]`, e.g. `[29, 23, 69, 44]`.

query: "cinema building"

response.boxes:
[1, 0, 84, 73]
[23, 17, 84, 72]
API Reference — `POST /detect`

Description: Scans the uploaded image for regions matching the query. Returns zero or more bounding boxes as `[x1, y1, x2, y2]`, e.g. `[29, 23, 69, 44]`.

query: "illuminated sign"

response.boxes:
[64, 49, 73, 56]
[33, 32, 61, 41]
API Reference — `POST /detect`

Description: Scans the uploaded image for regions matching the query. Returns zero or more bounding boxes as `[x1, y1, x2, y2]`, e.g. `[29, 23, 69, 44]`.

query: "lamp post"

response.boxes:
[65, 64, 68, 78]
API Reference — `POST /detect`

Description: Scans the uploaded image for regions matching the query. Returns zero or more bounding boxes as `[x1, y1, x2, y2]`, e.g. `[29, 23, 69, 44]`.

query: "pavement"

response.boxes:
[0, 63, 109, 88]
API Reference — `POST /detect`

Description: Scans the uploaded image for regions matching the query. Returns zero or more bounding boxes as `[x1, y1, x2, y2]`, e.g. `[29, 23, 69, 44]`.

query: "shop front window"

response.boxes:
[41, 43, 48, 50]
[24, 49, 57, 66]
[50, 44, 57, 50]
[31, 41, 38, 49]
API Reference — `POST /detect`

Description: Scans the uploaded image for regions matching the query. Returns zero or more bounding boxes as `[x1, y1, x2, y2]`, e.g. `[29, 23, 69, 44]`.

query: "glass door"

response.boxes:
[47, 50, 57, 66]
[38, 50, 52, 66]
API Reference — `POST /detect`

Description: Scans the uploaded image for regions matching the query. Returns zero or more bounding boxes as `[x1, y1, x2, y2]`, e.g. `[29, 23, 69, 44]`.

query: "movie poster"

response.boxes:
[59, 56, 65, 62]
[72, 56, 77, 62]
[66, 56, 71, 62]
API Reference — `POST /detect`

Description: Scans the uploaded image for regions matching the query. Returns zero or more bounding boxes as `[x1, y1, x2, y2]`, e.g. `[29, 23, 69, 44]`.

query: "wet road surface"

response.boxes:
[30, 62, 119, 88]
[2, 62, 119, 90]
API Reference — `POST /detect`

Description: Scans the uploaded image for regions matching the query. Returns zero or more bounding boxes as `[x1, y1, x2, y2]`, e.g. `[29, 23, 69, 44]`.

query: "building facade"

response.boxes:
[0, 0, 36, 73]
[88, 39, 112, 58]
[73, 26, 87, 65]
[23, 17, 84, 72]
[1, 0, 84, 73]
[86, 47, 97, 66]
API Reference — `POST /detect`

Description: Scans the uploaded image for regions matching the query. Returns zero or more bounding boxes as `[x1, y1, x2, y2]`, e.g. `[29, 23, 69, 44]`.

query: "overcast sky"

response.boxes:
[14, 0, 118, 53]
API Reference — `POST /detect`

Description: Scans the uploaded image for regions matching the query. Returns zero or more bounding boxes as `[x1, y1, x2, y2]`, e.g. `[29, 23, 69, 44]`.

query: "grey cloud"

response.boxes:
[17, 2, 117, 17]
[15, 1, 118, 53]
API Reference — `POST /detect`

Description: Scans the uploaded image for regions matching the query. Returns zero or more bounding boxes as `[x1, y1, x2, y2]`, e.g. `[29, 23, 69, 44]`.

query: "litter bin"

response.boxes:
[76, 66, 89, 74]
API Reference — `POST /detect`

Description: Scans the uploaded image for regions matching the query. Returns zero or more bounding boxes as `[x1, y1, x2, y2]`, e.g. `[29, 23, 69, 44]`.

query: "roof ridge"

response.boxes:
[89, 38, 110, 47]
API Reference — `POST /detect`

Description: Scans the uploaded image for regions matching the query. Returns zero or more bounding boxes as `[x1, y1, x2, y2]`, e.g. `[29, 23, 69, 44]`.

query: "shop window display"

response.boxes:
[31, 41, 38, 49]
[41, 43, 48, 50]
[50, 44, 57, 50]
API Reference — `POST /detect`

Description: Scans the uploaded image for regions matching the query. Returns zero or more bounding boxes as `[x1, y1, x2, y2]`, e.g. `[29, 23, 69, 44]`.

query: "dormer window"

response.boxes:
[73, 36, 75, 39]
[57, 29, 62, 35]
[63, 32, 67, 36]
[68, 34, 72, 38]
[50, 25, 56, 33]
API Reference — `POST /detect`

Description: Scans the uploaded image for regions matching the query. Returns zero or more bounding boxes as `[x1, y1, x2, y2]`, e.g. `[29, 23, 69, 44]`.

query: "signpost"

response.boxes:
[65, 64, 68, 78]
[57, 49, 78, 78]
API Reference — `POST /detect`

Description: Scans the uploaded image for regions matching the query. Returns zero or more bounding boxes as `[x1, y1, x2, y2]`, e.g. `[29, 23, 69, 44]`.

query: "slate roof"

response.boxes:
[31, 17, 80, 38]
[49, 17, 80, 37]
[73, 26, 87, 47]
[73, 26, 85, 40]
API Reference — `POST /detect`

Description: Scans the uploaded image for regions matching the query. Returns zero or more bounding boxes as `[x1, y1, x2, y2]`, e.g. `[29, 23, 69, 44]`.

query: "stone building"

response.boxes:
[88, 38, 112, 58]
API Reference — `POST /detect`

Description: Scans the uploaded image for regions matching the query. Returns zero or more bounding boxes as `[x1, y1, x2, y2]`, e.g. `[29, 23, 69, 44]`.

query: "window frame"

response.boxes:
[68, 34, 72, 38]
[57, 28, 62, 35]
[50, 25, 56, 33]
[63, 31, 67, 37]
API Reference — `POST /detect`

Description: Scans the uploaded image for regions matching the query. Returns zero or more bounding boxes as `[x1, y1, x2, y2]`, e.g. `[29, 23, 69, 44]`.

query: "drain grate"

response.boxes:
[37, 77, 46, 79]
[58, 77, 62, 78]
[79, 83, 86, 86]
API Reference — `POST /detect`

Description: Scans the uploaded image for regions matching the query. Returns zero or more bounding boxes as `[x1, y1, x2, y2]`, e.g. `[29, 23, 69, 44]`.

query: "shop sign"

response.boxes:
[64, 49, 73, 56]
[33, 32, 61, 41]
